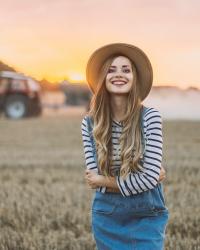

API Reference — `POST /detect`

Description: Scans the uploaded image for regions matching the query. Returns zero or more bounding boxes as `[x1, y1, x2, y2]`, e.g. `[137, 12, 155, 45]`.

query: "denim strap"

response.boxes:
[140, 105, 148, 154]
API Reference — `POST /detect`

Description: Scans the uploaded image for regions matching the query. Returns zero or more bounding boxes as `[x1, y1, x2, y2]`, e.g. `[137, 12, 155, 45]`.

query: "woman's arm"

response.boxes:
[85, 164, 166, 193]
[81, 116, 107, 192]
[113, 107, 164, 197]
[96, 165, 166, 189]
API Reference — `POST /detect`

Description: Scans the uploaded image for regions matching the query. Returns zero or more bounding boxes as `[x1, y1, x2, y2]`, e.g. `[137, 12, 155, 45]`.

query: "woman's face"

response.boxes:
[105, 56, 135, 95]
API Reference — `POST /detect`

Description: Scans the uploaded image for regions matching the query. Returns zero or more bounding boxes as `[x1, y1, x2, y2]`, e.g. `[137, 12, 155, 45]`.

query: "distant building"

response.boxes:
[60, 81, 91, 109]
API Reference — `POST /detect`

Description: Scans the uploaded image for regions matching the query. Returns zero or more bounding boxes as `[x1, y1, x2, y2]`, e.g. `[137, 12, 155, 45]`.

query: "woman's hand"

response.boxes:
[85, 169, 105, 189]
[158, 165, 166, 182]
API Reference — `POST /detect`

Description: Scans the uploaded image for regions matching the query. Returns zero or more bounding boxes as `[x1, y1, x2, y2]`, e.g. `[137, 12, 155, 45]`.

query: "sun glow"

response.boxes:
[68, 72, 85, 83]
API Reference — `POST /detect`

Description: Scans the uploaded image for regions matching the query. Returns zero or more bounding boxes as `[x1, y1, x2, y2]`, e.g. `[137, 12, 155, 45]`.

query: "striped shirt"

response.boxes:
[81, 107, 163, 197]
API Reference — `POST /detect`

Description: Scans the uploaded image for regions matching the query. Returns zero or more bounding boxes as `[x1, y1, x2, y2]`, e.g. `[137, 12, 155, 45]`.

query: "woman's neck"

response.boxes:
[110, 95, 127, 122]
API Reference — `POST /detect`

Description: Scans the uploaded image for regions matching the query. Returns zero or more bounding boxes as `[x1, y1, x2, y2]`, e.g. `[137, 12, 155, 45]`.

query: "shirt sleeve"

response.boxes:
[115, 107, 163, 197]
[81, 116, 107, 193]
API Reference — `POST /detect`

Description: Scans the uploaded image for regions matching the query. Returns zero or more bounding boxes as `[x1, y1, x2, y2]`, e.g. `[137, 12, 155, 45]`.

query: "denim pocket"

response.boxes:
[129, 188, 155, 211]
[151, 183, 168, 212]
[92, 194, 116, 215]
[157, 183, 166, 206]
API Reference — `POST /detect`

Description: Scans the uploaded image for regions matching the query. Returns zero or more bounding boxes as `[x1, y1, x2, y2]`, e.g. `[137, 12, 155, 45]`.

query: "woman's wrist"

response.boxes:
[106, 187, 121, 193]
[99, 175, 119, 189]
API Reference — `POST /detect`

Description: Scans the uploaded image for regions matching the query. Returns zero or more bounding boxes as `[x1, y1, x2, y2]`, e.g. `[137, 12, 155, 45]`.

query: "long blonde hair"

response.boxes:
[87, 54, 143, 180]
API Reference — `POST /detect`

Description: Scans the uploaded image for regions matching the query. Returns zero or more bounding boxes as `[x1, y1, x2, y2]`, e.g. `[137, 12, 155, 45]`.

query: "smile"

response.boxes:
[111, 80, 127, 85]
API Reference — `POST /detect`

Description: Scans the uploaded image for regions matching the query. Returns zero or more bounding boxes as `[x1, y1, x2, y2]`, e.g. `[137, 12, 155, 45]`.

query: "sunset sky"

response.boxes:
[0, 0, 200, 89]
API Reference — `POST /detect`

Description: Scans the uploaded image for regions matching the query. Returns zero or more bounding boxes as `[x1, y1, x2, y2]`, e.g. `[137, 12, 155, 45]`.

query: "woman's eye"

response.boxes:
[108, 69, 113, 73]
[124, 69, 130, 73]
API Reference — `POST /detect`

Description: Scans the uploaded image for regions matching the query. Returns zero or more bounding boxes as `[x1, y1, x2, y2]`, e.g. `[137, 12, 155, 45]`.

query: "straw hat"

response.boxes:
[86, 43, 153, 100]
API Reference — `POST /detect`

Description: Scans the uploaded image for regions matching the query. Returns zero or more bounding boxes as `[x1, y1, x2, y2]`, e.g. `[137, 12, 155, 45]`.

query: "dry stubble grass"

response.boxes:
[0, 113, 199, 250]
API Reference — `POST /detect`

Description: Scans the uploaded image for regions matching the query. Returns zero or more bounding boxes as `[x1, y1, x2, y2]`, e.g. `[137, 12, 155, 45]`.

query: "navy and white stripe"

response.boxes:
[81, 107, 163, 196]
[81, 118, 106, 193]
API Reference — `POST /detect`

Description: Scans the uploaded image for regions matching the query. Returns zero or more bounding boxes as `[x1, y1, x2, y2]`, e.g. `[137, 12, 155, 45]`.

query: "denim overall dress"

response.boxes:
[85, 106, 169, 250]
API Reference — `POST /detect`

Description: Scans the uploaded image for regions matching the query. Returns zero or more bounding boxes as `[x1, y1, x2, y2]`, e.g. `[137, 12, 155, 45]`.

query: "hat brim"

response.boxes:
[86, 43, 153, 100]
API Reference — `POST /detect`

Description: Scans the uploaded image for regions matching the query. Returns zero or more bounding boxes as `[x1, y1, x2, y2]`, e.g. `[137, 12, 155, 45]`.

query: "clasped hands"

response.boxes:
[85, 165, 166, 190]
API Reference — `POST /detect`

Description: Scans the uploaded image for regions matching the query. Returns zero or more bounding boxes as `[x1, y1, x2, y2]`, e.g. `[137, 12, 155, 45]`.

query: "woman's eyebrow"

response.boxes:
[109, 65, 130, 68]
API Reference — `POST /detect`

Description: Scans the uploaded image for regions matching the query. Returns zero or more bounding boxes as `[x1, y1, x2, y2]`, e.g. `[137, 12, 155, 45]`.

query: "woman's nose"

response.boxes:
[113, 75, 124, 79]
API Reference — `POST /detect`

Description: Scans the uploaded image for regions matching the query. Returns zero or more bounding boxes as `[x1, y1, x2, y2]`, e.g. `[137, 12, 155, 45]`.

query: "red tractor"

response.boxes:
[0, 71, 42, 119]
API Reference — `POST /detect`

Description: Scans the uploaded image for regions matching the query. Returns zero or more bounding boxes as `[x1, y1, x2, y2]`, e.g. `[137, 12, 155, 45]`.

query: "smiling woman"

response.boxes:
[81, 43, 169, 250]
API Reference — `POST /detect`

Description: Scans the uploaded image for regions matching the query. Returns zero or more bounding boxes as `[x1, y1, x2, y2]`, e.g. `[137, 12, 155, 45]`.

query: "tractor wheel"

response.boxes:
[4, 94, 29, 119]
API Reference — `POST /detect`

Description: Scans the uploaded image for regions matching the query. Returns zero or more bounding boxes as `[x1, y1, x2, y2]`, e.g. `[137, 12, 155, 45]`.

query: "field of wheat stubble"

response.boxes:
[0, 113, 199, 250]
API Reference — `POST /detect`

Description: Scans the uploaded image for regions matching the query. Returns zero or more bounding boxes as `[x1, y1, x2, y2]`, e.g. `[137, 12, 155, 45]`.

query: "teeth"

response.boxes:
[112, 81, 127, 85]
